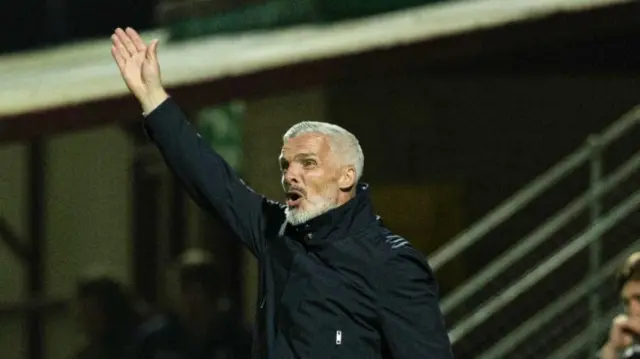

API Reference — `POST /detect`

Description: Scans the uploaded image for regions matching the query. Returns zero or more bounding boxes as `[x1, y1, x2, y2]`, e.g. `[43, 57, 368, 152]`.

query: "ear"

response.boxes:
[338, 166, 356, 191]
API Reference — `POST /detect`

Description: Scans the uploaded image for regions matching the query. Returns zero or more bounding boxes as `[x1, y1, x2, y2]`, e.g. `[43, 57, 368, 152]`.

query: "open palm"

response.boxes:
[111, 28, 163, 104]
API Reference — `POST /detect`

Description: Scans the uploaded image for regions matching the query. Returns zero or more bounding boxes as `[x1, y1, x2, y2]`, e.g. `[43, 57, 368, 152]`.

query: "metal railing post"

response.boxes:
[588, 134, 603, 356]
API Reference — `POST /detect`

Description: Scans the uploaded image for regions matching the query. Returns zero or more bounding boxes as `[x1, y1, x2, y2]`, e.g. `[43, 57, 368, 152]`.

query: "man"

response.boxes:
[73, 275, 137, 359]
[131, 249, 251, 359]
[110, 27, 453, 359]
[601, 252, 640, 359]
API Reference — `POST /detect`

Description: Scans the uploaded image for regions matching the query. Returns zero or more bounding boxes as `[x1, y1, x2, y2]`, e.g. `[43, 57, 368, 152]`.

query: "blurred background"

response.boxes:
[1, 0, 640, 358]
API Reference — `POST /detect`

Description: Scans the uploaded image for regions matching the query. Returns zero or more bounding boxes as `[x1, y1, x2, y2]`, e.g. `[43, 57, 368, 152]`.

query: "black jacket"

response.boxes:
[144, 98, 454, 359]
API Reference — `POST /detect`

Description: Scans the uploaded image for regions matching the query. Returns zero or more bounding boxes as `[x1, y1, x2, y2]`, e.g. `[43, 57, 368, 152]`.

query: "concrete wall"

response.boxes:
[0, 143, 29, 359]
[44, 126, 134, 359]
[0, 125, 134, 359]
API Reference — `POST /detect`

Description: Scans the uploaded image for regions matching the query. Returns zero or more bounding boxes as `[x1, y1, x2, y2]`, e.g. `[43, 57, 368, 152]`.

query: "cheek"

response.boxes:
[307, 175, 340, 196]
[304, 171, 328, 188]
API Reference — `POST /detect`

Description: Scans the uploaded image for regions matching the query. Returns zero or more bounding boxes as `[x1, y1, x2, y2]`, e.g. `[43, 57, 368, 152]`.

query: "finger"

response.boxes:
[621, 333, 634, 347]
[614, 314, 629, 323]
[111, 46, 126, 70]
[146, 39, 159, 61]
[111, 34, 131, 60]
[126, 27, 147, 52]
[623, 318, 640, 334]
[115, 28, 138, 57]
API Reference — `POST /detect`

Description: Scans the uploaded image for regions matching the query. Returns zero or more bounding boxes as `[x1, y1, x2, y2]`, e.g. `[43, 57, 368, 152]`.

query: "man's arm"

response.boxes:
[110, 27, 283, 256]
[143, 97, 284, 256]
[378, 249, 454, 359]
[598, 344, 620, 359]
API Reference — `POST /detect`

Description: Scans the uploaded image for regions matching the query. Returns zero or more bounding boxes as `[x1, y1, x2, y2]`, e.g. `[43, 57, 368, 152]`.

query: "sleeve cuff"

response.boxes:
[141, 97, 177, 138]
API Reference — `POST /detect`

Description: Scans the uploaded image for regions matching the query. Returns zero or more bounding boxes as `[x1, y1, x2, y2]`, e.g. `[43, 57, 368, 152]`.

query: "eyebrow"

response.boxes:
[279, 153, 317, 161]
[294, 153, 317, 160]
[623, 292, 640, 301]
[279, 152, 318, 167]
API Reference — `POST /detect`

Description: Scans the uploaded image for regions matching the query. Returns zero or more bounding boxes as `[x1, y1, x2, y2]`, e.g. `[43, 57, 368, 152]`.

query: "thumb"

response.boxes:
[146, 39, 159, 60]
[621, 333, 634, 347]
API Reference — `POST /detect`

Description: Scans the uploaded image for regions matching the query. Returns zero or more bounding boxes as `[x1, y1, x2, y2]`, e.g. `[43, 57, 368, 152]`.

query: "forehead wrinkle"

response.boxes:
[305, 133, 341, 166]
[283, 134, 333, 160]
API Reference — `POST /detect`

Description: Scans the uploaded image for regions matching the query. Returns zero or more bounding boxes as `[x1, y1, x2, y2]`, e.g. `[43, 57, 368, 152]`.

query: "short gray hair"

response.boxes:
[283, 121, 364, 181]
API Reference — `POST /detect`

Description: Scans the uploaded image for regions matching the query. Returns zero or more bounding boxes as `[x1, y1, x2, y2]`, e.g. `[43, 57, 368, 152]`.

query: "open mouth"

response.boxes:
[286, 190, 304, 207]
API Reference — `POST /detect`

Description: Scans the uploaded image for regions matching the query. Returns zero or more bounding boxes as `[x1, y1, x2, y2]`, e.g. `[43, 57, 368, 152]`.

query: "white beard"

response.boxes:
[285, 197, 338, 225]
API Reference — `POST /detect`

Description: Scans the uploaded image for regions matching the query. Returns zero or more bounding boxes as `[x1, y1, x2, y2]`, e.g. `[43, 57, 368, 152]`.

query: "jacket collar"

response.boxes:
[285, 183, 377, 249]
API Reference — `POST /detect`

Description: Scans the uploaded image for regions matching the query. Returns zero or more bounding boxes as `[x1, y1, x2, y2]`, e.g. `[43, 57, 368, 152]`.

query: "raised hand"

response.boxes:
[111, 27, 168, 114]
[601, 314, 640, 359]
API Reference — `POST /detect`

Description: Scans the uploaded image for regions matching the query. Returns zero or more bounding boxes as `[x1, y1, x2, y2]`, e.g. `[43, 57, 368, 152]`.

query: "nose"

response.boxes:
[282, 163, 302, 186]
[283, 165, 300, 186]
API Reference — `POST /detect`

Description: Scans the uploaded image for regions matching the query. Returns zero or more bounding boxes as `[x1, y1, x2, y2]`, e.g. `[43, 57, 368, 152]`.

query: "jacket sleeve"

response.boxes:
[143, 97, 284, 257]
[378, 249, 454, 359]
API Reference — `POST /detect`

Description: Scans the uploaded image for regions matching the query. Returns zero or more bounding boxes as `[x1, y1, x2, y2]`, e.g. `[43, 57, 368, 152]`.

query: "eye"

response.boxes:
[302, 159, 317, 168]
[279, 160, 289, 173]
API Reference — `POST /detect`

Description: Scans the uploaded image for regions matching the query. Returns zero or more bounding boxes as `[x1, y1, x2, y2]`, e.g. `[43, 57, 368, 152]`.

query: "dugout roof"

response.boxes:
[0, 0, 638, 142]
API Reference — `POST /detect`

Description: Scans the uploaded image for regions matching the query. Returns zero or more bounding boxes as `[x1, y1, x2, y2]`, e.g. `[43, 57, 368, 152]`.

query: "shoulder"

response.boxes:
[359, 225, 431, 271]
[382, 240, 431, 277]
[367, 228, 437, 291]
[366, 225, 423, 261]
